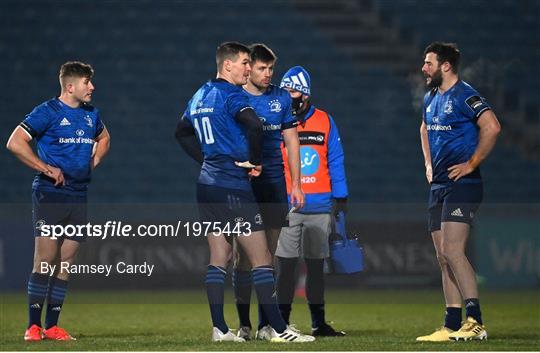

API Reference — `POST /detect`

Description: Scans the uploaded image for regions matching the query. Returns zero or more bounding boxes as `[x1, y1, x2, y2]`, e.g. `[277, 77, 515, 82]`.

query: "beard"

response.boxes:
[253, 81, 269, 91]
[426, 68, 443, 89]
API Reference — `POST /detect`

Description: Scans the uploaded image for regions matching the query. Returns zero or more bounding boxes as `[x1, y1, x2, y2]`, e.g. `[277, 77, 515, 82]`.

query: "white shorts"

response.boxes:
[275, 213, 331, 259]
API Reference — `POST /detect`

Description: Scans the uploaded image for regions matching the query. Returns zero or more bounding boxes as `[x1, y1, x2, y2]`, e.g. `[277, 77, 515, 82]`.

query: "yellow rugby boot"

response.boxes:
[448, 317, 487, 341]
[416, 326, 453, 342]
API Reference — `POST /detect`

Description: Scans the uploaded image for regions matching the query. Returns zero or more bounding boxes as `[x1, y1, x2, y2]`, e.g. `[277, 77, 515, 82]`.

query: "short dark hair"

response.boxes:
[423, 42, 460, 73]
[59, 61, 94, 87]
[248, 43, 277, 63]
[216, 41, 251, 70]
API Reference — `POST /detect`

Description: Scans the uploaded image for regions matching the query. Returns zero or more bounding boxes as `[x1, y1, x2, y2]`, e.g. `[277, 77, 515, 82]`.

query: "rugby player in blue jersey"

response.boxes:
[175, 42, 314, 343]
[416, 42, 501, 342]
[232, 43, 304, 341]
[7, 61, 110, 341]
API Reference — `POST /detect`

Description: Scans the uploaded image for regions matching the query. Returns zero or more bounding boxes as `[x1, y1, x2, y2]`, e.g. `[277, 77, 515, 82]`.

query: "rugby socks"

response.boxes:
[252, 266, 287, 333]
[256, 304, 270, 329]
[232, 269, 252, 328]
[45, 277, 68, 329]
[205, 265, 228, 334]
[444, 307, 462, 331]
[464, 298, 483, 325]
[305, 258, 326, 328]
[276, 256, 298, 324]
[27, 272, 49, 328]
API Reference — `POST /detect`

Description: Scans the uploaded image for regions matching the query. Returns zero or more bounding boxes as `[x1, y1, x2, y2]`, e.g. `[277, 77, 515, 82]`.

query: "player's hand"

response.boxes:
[248, 165, 262, 178]
[91, 156, 100, 170]
[290, 185, 305, 209]
[447, 161, 475, 181]
[45, 165, 65, 186]
[425, 165, 433, 183]
[235, 161, 258, 169]
[235, 161, 262, 178]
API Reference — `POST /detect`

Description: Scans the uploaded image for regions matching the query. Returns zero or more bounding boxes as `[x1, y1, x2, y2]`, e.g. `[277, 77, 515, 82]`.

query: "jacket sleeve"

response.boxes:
[327, 114, 348, 198]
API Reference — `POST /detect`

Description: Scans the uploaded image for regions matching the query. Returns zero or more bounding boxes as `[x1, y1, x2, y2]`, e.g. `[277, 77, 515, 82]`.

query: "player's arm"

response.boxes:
[234, 107, 263, 176]
[327, 115, 348, 216]
[6, 126, 64, 186]
[420, 120, 432, 183]
[282, 127, 304, 208]
[448, 110, 501, 181]
[175, 115, 203, 164]
[91, 126, 110, 169]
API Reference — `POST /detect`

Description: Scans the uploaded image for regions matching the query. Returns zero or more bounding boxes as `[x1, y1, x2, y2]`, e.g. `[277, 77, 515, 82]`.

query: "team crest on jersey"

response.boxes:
[84, 115, 94, 127]
[269, 99, 282, 113]
[85, 115, 93, 128]
[444, 99, 453, 114]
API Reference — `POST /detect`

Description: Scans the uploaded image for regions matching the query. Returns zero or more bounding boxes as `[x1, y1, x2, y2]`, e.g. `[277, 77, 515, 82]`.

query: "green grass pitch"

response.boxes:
[1, 289, 538, 351]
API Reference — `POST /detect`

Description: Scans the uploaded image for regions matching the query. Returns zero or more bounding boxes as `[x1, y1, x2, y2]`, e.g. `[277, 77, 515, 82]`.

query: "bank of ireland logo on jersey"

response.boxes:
[269, 99, 282, 113]
[76, 129, 85, 137]
[300, 146, 319, 176]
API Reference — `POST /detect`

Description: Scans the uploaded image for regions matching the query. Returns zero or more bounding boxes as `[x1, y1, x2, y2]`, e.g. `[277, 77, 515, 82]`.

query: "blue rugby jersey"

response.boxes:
[182, 79, 254, 190]
[423, 80, 491, 185]
[244, 84, 295, 183]
[20, 98, 104, 193]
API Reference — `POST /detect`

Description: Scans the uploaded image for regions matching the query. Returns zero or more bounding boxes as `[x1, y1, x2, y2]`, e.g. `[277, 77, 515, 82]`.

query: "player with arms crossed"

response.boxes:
[175, 42, 314, 343]
[7, 61, 110, 341]
[416, 42, 501, 342]
[232, 43, 304, 341]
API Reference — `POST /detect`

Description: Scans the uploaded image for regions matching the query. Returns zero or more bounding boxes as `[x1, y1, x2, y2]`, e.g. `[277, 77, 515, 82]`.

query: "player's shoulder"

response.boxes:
[269, 84, 292, 101]
[423, 88, 438, 102]
[209, 79, 242, 94]
[41, 98, 62, 113]
[453, 80, 481, 99]
[267, 84, 283, 96]
[29, 98, 61, 120]
[80, 102, 97, 113]
[224, 84, 249, 102]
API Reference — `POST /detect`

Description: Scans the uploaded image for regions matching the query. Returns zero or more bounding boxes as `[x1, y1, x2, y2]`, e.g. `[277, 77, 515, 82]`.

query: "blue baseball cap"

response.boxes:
[280, 66, 311, 96]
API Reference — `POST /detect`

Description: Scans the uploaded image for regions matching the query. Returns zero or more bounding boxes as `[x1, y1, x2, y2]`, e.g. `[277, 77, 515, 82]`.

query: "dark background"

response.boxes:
[0, 0, 538, 291]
